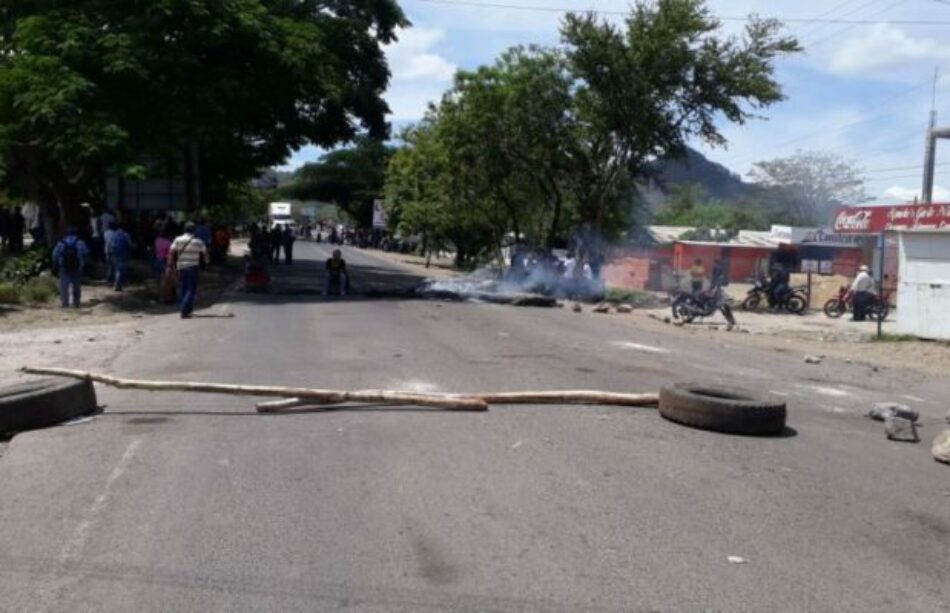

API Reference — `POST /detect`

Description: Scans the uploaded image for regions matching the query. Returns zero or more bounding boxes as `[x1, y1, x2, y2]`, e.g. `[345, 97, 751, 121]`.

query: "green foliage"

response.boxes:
[654, 183, 769, 237]
[0, 282, 20, 304]
[283, 138, 393, 228]
[384, 0, 798, 263]
[20, 275, 57, 304]
[604, 287, 658, 307]
[203, 183, 269, 224]
[0, 0, 407, 224]
[1, 248, 52, 285]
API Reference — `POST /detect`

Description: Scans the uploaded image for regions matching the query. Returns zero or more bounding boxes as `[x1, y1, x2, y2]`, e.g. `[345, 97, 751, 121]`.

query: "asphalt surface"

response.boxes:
[1, 241, 948, 612]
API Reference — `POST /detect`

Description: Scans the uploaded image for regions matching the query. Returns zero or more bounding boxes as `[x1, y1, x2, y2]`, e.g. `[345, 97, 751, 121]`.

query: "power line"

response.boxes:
[804, 0, 907, 48]
[419, 0, 950, 25]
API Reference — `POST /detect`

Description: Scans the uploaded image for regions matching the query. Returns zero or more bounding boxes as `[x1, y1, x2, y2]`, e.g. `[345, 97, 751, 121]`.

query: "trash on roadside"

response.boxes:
[868, 402, 919, 423]
[616, 304, 633, 314]
[933, 430, 950, 465]
[572, 303, 583, 313]
[804, 355, 823, 364]
[885, 415, 920, 443]
[727, 556, 747, 564]
[593, 303, 611, 314]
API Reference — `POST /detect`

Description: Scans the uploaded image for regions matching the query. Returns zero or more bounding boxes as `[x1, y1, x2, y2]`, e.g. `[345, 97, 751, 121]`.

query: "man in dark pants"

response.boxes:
[850, 264, 875, 321]
[169, 221, 208, 319]
[52, 226, 90, 308]
[269, 225, 283, 264]
[282, 225, 296, 265]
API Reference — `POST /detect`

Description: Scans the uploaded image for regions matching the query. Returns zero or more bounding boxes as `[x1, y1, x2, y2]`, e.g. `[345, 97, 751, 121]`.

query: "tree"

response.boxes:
[560, 0, 800, 231]
[283, 138, 394, 228]
[654, 183, 769, 235]
[748, 151, 869, 225]
[0, 0, 407, 228]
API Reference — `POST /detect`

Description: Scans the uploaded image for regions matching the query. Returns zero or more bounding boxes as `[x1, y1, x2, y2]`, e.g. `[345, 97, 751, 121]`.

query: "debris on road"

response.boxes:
[658, 383, 787, 436]
[933, 430, 950, 464]
[885, 415, 920, 443]
[572, 303, 583, 313]
[616, 304, 633, 314]
[868, 402, 918, 423]
[727, 556, 748, 564]
[593, 303, 611, 314]
[804, 355, 823, 365]
[20, 367, 662, 414]
[946, 410, 950, 424]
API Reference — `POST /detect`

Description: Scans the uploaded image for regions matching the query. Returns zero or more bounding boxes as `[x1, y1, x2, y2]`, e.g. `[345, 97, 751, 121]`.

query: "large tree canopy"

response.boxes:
[385, 0, 800, 266]
[0, 0, 407, 225]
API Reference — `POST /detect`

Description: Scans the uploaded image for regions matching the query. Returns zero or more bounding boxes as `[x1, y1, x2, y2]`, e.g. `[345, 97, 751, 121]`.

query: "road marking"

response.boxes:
[398, 380, 441, 393]
[901, 394, 929, 403]
[59, 439, 141, 563]
[611, 341, 669, 354]
[803, 385, 851, 399]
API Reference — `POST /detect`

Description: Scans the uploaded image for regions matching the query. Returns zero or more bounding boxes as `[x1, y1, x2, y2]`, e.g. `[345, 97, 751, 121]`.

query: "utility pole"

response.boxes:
[922, 67, 950, 204]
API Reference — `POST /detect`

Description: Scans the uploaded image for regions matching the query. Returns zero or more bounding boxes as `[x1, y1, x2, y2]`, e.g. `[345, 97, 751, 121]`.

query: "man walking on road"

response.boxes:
[106, 224, 133, 291]
[282, 225, 296, 265]
[850, 264, 875, 322]
[169, 221, 208, 319]
[52, 226, 90, 308]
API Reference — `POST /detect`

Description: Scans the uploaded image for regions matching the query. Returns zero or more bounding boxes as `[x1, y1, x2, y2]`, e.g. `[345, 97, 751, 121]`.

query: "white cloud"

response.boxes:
[882, 184, 950, 203]
[385, 27, 456, 82]
[828, 24, 950, 77]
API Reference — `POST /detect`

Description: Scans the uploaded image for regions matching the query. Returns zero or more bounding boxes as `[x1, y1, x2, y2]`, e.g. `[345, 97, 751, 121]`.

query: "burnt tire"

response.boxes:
[659, 383, 786, 436]
[0, 378, 98, 434]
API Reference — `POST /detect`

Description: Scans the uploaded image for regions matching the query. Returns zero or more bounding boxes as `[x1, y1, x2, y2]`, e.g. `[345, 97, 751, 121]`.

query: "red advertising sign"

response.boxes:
[834, 203, 950, 234]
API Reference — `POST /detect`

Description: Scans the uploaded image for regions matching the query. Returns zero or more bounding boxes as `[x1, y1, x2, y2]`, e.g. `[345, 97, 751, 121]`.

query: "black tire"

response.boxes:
[785, 293, 807, 315]
[659, 383, 787, 436]
[741, 294, 760, 311]
[0, 378, 98, 434]
[823, 298, 844, 318]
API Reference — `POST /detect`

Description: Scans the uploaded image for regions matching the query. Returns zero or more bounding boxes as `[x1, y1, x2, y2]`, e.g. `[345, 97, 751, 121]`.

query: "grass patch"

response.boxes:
[20, 275, 57, 304]
[0, 282, 20, 305]
[868, 333, 917, 343]
[604, 287, 658, 307]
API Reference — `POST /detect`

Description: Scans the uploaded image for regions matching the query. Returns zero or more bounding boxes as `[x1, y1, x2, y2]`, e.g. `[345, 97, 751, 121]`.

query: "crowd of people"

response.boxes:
[507, 246, 606, 300]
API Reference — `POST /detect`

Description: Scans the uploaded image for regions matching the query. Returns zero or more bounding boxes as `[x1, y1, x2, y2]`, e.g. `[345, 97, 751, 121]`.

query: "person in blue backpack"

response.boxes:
[52, 226, 90, 308]
[106, 222, 133, 291]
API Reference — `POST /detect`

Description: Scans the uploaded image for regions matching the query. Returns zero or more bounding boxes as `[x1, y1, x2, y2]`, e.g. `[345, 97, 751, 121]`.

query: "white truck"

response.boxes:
[268, 202, 295, 231]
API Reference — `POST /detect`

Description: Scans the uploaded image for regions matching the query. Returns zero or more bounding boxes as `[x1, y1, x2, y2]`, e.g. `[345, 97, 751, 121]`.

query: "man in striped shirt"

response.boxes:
[169, 221, 208, 318]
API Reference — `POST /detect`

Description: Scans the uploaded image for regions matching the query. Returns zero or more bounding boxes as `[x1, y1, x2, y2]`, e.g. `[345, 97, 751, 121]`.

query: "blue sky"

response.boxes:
[285, 0, 950, 203]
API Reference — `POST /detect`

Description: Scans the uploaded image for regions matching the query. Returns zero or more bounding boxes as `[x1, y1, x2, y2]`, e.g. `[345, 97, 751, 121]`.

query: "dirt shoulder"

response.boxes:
[355, 248, 460, 280]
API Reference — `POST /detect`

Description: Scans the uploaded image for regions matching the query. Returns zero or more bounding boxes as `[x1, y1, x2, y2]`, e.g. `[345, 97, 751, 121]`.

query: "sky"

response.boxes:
[284, 0, 950, 204]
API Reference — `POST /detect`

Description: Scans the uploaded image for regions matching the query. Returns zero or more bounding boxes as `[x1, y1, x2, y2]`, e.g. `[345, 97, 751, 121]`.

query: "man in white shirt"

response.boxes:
[850, 264, 876, 321]
[169, 221, 208, 319]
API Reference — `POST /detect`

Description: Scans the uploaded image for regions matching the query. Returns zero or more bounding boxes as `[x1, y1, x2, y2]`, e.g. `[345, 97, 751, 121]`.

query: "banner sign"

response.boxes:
[834, 204, 950, 234]
[372, 199, 388, 229]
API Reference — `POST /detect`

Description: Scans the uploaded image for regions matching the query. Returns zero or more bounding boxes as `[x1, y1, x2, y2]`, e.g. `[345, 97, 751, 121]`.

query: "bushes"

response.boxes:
[0, 282, 20, 304]
[21, 276, 57, 304]
[1, 248, 52, 285]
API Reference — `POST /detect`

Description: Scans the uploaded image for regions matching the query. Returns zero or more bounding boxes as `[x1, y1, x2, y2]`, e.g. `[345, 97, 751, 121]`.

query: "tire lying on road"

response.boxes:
[659, 383, 786, 436]
[0, 378, 98, 434]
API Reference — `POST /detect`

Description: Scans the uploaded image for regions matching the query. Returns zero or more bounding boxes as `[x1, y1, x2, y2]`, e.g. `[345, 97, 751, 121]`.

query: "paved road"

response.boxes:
[1, 241, 948, 612]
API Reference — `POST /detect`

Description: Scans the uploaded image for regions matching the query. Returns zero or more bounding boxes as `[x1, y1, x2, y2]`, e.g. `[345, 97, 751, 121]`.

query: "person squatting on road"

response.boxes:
[105, 223, 133, 291]
[52, 226, 90, 308]
[325, 249, 349, 296]
[850, 264, 876, 322]
[169, 221, 208, 319]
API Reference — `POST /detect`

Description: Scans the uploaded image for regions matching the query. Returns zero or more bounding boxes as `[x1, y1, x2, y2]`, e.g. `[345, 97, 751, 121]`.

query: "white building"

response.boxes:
[897, 230, 950, 339]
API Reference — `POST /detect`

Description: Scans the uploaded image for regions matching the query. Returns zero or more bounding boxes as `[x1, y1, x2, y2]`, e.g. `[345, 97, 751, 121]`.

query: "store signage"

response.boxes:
[834, 204, 950, 233]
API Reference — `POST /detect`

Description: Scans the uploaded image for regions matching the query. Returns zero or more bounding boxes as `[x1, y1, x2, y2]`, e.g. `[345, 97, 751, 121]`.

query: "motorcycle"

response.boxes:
[742, 280, 807, 314]
[671, 286, 736, 325]
[823, 286, 890, 321]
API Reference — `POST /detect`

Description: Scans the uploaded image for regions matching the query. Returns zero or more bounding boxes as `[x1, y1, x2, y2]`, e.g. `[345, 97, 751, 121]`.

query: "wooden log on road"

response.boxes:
[19, 367, 488, 412]
[21, 367, 660, 413]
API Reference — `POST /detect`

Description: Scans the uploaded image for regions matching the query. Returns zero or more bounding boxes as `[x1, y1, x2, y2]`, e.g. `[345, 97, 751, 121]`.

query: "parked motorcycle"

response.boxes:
[742, 280, 807, 314]
[671, 287, 736, 325]
[823, 286, 890, 321]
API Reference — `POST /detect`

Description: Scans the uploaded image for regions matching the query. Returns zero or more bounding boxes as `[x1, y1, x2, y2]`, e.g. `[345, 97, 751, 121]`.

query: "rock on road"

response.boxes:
[0, 241, 948, 612]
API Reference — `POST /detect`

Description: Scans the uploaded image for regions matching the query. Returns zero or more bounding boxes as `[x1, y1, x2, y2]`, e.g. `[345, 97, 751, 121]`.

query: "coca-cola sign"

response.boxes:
[834, 204, 950, 233]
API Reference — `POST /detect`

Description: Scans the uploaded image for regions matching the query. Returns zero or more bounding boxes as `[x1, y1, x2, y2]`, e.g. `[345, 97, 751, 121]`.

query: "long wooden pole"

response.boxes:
[20, 367, 488, 412]
[21, 367, 660, 412]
